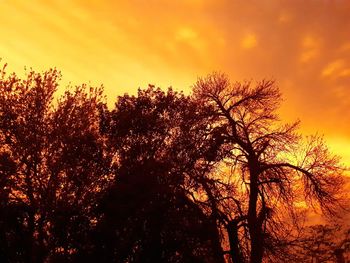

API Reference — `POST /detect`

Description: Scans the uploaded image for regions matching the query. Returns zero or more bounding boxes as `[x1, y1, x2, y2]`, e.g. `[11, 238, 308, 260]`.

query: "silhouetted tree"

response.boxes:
[192, 73, 345, 263]
[93, 86, 225, 263]
[0, 64, 112, 262]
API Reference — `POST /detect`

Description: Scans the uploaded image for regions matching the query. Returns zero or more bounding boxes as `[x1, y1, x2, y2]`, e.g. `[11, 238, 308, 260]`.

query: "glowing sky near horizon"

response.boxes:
[1, 0, 350, 166]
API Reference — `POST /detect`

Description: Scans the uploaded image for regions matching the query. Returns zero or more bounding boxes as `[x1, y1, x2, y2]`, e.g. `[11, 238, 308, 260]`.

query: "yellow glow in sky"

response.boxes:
[1, 0, 350, 166]
[241, 33, 257, 49]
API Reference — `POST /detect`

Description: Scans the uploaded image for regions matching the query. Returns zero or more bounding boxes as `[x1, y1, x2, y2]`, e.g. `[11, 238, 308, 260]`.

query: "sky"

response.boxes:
[1, 0, 350, 167]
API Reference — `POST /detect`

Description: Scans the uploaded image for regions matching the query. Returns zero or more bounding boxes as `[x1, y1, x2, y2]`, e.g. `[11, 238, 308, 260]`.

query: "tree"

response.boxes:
[0, 64, 112, 262]
[93, 86, 225, 263]
[192, 73, 345, 263]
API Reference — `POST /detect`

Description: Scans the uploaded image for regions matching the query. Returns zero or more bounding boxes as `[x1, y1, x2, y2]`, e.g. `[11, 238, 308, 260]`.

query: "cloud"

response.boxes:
[1, 0, 350, 164]
[299, 36, 320, 63]
[322, 60, 345, 77]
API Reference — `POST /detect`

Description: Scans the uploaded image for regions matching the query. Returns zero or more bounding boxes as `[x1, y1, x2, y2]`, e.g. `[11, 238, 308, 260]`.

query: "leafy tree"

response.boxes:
[93, 86, 225, 263]
[0, 64, 112, 262]
[192, 73, 345, 263]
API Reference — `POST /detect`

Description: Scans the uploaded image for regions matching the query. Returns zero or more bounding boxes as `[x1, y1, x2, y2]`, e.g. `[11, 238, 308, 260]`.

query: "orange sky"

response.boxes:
[1, 0, 350, 166]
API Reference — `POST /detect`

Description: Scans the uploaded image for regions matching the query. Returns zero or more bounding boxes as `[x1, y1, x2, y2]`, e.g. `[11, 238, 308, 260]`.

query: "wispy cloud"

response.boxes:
[1, 0, 350, 163]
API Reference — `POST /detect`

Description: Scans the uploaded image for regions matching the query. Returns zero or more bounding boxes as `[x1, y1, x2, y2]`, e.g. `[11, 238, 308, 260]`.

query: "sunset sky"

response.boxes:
[1, 0, 350, 166]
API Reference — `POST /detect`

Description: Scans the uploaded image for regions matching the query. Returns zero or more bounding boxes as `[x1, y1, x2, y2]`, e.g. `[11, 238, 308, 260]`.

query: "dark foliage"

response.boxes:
[0, 65, 112, 262]
[90, 87, 224, 263]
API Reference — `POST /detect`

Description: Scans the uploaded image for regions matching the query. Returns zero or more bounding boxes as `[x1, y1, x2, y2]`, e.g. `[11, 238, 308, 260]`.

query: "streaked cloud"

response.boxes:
[300, 36, 320, 63]
[1, 0, 350, 165]
[322, 59, 350, 80]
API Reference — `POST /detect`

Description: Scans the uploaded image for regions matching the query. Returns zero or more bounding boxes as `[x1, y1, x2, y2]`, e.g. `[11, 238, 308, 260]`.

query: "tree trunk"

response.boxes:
[227, 220, 244, 263]
[247, 159, 264, 263]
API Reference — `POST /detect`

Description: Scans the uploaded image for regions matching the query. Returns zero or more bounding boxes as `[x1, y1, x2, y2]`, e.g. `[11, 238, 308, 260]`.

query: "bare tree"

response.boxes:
[193, 72, 346, 263]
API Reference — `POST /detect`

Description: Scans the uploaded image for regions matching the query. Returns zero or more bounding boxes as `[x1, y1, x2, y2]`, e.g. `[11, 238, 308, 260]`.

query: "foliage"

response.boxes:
[0, 64, 112, 262]
[92, 86, 224, 262]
